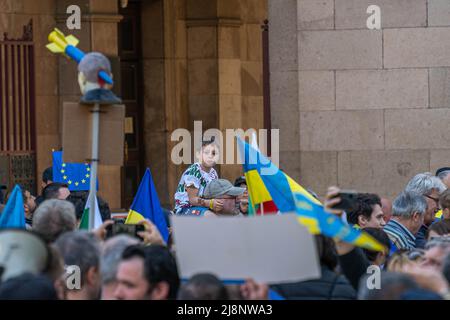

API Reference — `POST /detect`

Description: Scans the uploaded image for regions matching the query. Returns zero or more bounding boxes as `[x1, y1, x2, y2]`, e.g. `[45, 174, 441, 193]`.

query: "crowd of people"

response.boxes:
[0, 138, 449, 300]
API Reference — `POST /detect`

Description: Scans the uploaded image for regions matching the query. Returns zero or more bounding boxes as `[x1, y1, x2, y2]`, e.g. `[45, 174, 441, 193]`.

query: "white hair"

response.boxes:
[392, 191, 427, 219]
[404, 172, 446, 196]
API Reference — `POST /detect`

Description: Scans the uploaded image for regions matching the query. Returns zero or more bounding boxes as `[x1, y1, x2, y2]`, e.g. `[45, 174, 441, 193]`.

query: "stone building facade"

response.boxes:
[0, 0, 267, 209]
[270, 0, 450, 200]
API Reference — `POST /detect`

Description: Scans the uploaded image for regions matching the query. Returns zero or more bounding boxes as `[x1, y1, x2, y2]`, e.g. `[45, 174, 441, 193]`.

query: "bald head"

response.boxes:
[381, 198, 392, 223]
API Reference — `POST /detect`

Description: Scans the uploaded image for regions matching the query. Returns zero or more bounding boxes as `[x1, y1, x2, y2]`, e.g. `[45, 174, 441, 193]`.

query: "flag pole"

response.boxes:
[88, 103, 100, 230]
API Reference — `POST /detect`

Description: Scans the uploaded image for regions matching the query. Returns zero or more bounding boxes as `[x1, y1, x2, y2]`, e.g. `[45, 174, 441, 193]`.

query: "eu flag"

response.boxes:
[125, 168, 169, 243]
[0, 185, 26, 229]
[52, 151, 97, 191]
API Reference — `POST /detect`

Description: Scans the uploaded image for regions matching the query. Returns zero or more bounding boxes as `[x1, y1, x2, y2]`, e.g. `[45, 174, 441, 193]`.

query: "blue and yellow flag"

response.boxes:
[52, 151, 98, 191]
[125, 168, 169, 243]
[0, 185, 26, 229]
[236, 137, 384, 252]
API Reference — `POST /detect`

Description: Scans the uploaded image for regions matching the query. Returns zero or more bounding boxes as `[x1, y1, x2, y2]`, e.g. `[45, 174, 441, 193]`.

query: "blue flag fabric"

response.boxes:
[0, 185, 26, 229]
[125, 168, 169, 243]
[52, 151, 98, 191]
[236, 137, 385, 252]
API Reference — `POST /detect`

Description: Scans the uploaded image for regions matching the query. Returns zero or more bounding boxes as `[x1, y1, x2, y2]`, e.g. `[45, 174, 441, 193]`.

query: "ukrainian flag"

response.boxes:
[237, 137, 385, 252]
[125, 168, 169, 243]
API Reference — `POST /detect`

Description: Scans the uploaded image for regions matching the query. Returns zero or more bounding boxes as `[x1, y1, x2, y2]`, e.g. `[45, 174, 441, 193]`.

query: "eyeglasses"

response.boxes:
[425, 194, 440, 207]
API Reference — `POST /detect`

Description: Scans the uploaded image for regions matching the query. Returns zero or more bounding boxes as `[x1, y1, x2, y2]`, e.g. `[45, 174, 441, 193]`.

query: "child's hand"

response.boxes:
[213, 199, 224, 212]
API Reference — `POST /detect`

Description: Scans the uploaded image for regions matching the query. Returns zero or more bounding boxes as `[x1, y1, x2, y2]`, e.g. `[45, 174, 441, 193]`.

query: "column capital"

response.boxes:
[186, 18, 241, 28]
[56, 13, 123, 24]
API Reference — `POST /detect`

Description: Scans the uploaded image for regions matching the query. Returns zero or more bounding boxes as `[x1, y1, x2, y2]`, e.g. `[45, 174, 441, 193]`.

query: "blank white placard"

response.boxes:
[171, 213, 321, 284]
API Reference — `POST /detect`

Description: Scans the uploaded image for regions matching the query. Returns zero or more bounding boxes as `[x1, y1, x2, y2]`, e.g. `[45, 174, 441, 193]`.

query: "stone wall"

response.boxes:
[270, 0, 450, 200]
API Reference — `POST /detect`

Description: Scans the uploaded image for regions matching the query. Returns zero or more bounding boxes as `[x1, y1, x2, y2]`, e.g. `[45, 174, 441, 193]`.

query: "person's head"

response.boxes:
[404, 173, 446, 225]
[315, 235, 338, 271]
[426, 220, 450, 241]
[358, 272, 419, 300]
[42, 167, 53, 189]
[78, 52, 113, 94]
[234, 176, 249, 214]
[203, 179, 245, 215]
[439, 188, 450, 219]
[362, 228, 391, 266]
[436, 167, 450, 189]
[234, 175, 248, 196]
[100, 235, 140, 300]
[32, 199, 77, 243]
[391, 191, 427, 235]
[0, 273, 58, 300]
[177, 273, 229, 300]
[381, 198, 393, 223]
[234, 176, 246, 189]
[386, 250, 417, 272]
[347, 193, 385, 228]
[422, 238, 450, 271]
[196, 137, 219, 169]
[21, 188, 36, 218]
[114, 245, 180, 300]
[43, 183, 70, 201]
[443, 253, 450, 284]
[44, 245, 67, 300]
[54, 231, 101, 300]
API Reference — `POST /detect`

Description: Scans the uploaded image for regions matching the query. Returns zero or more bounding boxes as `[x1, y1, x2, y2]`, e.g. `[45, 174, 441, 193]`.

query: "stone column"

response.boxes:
[186, 0, 243, 182]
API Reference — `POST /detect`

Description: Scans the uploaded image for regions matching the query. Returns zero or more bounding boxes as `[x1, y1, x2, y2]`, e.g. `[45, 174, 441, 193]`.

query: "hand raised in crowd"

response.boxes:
[92, 219, 114, 241]
[324, 186, 355, 256]
[324, 186, 344, 216]
[137, 219, 166, 246]
[240, 278, 269, 300]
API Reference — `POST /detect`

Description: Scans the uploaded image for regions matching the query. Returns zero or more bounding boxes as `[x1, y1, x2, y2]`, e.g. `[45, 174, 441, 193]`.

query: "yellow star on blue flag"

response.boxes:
[52, 151, 98, 191]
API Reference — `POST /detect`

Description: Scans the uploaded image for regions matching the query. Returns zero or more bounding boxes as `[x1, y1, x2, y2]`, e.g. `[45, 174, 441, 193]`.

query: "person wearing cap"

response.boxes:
[234, 176, 249, 215]
[202, 179, 245, 216]
[436, 167, 450, 189]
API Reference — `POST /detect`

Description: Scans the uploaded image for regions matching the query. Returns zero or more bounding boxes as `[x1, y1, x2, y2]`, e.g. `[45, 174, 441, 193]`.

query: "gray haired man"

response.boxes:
[32, 199, 77, 243]
[384, 191, 427, 255]
[54, 231, 102, 300]
[404, 172, 446, 248]
[100, 235, 139, 300]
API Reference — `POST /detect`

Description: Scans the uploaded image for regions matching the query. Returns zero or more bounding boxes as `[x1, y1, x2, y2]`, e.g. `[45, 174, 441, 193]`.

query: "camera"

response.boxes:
[105, 221, 145, 240]
[330, 190, 359, 212]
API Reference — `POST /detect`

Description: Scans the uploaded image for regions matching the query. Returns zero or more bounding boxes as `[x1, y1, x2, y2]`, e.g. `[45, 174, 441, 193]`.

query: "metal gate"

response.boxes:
[0, 20, 36, 195]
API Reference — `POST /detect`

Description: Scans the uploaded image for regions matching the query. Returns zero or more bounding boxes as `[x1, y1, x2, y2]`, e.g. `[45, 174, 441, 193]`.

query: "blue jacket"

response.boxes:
[415, 224, 428, 249]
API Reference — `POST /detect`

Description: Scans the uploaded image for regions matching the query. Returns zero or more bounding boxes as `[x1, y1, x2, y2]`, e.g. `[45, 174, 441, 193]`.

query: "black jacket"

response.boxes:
[338, 247, 371, 291]
[270, 266, 356, 300]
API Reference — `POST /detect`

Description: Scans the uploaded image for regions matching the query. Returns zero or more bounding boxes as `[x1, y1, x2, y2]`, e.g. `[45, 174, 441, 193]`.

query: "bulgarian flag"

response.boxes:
[79, 192, 103, 230]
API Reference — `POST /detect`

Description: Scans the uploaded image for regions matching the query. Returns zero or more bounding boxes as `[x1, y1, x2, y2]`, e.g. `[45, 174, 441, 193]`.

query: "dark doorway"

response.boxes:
[119, 0, 144, 209]
[0, 20, 37, 196]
